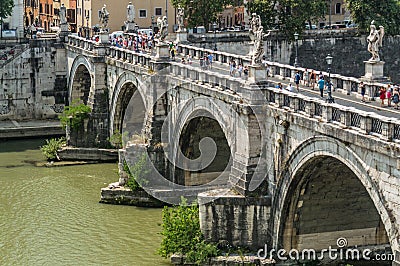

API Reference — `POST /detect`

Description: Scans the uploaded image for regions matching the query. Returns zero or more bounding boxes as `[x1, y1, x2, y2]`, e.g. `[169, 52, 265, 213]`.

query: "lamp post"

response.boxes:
[151, 16, 155, 33]
[201, 34, 206, 57]
[213, 22, 217, 51]
[329, 0, 332, 30]
[294, 32, 299, 67]
[326, 54, 335, 103]
[85, 14, 89, 39]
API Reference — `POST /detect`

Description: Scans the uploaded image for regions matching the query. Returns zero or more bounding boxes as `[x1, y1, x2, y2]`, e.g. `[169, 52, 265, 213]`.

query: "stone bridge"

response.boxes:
[66, 36, 400, 264]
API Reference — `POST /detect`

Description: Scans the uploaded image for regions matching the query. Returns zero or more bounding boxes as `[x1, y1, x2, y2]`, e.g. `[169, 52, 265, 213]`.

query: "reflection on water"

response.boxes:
[0, 139, 169, 266]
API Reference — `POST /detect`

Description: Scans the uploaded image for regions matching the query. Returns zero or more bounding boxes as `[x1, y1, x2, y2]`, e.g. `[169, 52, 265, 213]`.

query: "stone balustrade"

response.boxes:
[67, 35, 389, 99]
[67, 35, 97, 51]
[168, 61, 400, 142]
[108, 47, 152, 67]
[176, 43, 389, 98]
[66, 35, 400, 141]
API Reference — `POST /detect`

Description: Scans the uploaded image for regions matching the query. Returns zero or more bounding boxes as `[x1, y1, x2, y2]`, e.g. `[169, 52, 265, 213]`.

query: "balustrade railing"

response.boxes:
[350, 113, 361, 128]
[176, 43, 390, 99]
[332, 108, 341, 122]
[67, 35, 97, 51]
[167, 62, 400, 142]
[65, 36, 400, 142]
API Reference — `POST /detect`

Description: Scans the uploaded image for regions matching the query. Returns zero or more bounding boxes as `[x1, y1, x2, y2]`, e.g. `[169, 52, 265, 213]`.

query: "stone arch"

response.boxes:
[109, 72, 144, 136]
[68, 55, 93, 106]
[272, 136, 398, 253]
[170, 96, 240, 186]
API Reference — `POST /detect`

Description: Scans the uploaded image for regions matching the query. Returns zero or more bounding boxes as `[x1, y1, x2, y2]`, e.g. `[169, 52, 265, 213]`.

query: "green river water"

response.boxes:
[0, 138, 170, 266]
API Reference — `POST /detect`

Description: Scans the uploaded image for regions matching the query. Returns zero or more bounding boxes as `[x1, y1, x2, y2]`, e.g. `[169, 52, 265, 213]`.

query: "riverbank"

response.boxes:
[0, 119, 64, 139]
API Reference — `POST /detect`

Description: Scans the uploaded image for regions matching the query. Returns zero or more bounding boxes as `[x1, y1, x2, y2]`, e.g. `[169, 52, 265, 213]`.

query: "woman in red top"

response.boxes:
[379, 87, 386, 107]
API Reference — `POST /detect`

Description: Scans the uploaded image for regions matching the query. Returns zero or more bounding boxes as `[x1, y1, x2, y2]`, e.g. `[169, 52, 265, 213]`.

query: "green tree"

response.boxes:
[171, 0, 234, 30]
[345, 0, 400, 35]
[59, 100, 91, 130]
[40, 137, 66, 161]
[0, 0, 14, 37]
[159, 198, 219, 265]
[248, 0, 327, 38]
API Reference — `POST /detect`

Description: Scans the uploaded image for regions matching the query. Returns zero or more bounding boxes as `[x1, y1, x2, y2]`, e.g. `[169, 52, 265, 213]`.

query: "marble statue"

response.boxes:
[127, 2, 135, 23]
[157, 16, 168, 42]
[176, 5, 184, 32]
[367, 20, 384, 61]
[60, 3, 67, 25]
[252, 26, 268, 65]
[249, 13, 261, 42]
[249, 12, 270, 66]
[99, 4, 110, 31]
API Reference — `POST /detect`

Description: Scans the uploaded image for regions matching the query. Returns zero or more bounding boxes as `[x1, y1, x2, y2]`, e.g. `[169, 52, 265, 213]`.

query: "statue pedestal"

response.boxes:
[248, 65, 266, 83]
[175, 32, 188, 43]
[59, 30, 70, 42]
[125, 22, 136, 33]
[99, 32, 109, 44]
[361, 60, 389, 82]
[60, 23, 68, 32]
[155, 43, 170, 60]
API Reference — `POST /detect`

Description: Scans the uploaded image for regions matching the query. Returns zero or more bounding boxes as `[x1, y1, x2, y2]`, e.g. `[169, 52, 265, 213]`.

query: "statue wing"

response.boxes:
[379, 26, 384, 47]
[157, 17, 162, 28]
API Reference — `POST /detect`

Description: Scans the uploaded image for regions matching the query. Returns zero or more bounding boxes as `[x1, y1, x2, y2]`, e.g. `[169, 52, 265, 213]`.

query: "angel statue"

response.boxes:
[98, 4, 110, 31]
[60, 3, 67, 25]
[251, 26, 271, 66]
[176, 5, 185, 32]
[367, 20, 384, 61]
[126, 2, 135, 23]
[157, 16, 168, 42]
[249, 13, 261, 42]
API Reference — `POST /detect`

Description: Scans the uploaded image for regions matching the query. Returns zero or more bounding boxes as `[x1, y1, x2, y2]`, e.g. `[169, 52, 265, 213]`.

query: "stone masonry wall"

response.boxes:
[0, 39, 68, 120]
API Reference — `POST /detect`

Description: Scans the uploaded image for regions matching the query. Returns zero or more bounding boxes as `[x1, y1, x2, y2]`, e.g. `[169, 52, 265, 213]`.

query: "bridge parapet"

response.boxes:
[108, 46, 153, 68]
[176, 43, 389, 99]
[67, 35, 98, 52]
[266, 87, 400, 142]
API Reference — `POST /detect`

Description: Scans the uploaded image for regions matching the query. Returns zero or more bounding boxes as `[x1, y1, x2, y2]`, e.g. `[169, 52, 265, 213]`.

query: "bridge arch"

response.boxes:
[272, 136, 398, 253]
[68, 55, 94, 106]
[170, 96, 239, 186]
[110, 72, 145, 136]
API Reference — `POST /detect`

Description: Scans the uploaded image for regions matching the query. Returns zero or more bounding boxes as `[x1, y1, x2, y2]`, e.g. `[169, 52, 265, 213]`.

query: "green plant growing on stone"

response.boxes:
[124, 153, 149, 191]
[159, 197, 219, 265]
[59, 100, 91, 130]
[40, 137, 66, 161]
[108, 129, 122, 149]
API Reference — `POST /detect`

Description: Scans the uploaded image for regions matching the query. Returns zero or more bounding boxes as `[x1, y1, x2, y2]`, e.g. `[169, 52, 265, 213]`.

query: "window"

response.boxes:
[155, 7, 162, 16]
[139, 9, 147, 18]
[335, 3, 341, 14]
[67, 9, 76, 24]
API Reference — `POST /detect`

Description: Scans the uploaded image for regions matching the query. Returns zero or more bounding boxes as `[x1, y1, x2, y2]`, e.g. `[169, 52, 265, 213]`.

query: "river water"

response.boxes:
[0, 138, 169, 266]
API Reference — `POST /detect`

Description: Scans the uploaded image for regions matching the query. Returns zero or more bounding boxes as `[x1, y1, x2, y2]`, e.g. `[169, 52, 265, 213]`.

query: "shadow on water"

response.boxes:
[0, 138, 46, 153]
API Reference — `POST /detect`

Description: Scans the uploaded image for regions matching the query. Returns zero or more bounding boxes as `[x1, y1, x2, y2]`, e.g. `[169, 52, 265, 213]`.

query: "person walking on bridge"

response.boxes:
[379, 87, 386, 107]
[318, 76, 325, 98]
[359, 82, 366, 102]
[393, 87, 400, 109]
[294, 71, 301, 92]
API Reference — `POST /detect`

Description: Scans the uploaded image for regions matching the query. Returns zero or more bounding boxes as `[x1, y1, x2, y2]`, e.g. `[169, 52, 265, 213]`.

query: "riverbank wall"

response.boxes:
[100, 187, 165, 207]
[0, 38, 68, 121]
[0, 120, 64, 139]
